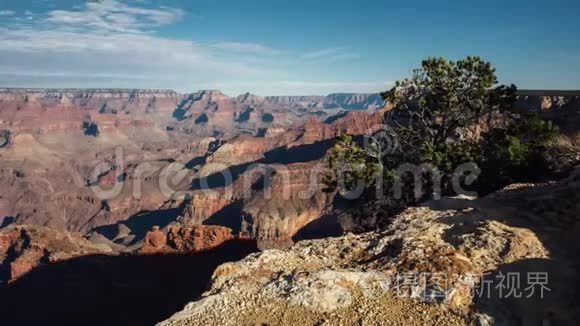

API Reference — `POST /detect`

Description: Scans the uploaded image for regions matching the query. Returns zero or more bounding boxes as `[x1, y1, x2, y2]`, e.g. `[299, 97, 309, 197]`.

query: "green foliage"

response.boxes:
[82, 121, 100, 137]
[325, 56, 566, 223]
[419, 141, 481, 174]
[325, 56, 520, 202]
[478, 114, 559, 190]
[324, 134, 383, 195]
[484, 115, 558, 165]
[493, 136, 529, 165]
[382, 56, 518, 195]
[382, 56, 516, 151]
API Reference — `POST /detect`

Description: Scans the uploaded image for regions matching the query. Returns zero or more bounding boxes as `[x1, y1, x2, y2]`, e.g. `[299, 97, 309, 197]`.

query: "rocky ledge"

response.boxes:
[159, 170, 580, 326]
[0, 225, 113, 284]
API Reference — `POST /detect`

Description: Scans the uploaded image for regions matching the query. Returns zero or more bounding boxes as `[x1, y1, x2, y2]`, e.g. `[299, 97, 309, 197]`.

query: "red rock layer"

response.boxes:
[139, 226, 167, 254]
[167, 225, 234, 253]
[0, 225, 110, 284]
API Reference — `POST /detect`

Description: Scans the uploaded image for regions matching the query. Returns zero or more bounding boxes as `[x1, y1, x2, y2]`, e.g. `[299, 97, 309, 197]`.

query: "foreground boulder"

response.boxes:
[159, 171, 580, 326]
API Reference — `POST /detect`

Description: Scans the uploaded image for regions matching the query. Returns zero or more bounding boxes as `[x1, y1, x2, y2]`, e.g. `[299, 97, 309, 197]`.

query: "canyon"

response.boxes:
[0, 88, 579, 325]
[0, 88, 579, 253]
[0, 88, 388, 250]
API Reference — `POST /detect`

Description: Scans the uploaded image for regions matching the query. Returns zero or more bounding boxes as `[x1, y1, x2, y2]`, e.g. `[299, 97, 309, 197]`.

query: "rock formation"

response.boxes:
[515, 90, 580, 112]
[0, 225, 112, 284]
[159, 170, 580, 326]
[514, 90, 580, 132]
[240, 162, 330, 249]
[167, 225, 234, 253]
[264, 93, 383, 111]
[140, 225, 167, 254]
[166, 90, 388, 138]
[135, 223, 236, 254]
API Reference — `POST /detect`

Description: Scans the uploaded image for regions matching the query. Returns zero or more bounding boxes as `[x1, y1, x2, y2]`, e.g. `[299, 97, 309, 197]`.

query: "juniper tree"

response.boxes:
[382, 56, 517, 161]
[325, 56, 518, 199]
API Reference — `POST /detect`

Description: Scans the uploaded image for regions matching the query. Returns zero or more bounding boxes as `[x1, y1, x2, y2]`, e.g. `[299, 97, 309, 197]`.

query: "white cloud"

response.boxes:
[0, 1, 381, 95]
[209, 42, 283, 55]
[44, 0, 184, 33]
[0, 27, 266, 89]
[0, 1, 275, 92]
[0, 10, 15, 16]
[300, 47, 360, 63]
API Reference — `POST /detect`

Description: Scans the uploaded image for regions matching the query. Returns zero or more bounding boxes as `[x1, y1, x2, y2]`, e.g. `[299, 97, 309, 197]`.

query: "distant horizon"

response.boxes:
[1, 0, 579, 95]
[0, 87, 383, 97]
[1, 87, 580, 99]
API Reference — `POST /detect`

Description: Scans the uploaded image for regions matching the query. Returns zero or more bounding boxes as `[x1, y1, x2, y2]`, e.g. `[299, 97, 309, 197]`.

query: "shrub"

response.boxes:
[323, 134, 383, 196]
[419, 141, 481, 174]
[481, 114, 558, 179]
[479, 115, 558, 193]
[326, 56, 516, 199]
[325, 56, 572, 227]
[544, 131, 580, 172]
[382, 56, 516, 159]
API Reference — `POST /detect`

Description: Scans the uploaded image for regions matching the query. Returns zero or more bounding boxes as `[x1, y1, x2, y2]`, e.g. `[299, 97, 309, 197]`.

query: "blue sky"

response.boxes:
[0, 0, 579, 95]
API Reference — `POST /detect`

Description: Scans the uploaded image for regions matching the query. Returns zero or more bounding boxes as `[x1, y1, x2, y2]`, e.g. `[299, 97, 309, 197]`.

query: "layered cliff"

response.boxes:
[515, 90, 580, 132]
[264, 93, 383, 111]
[0, 88, 184, 136]
[2, 88, 577, 138]
[169, 91, 384, 137]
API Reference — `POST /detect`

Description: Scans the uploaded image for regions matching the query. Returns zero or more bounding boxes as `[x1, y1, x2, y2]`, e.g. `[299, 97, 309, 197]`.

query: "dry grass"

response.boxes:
[545, 131, 580, 171]
[549, 131, 580, 150]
